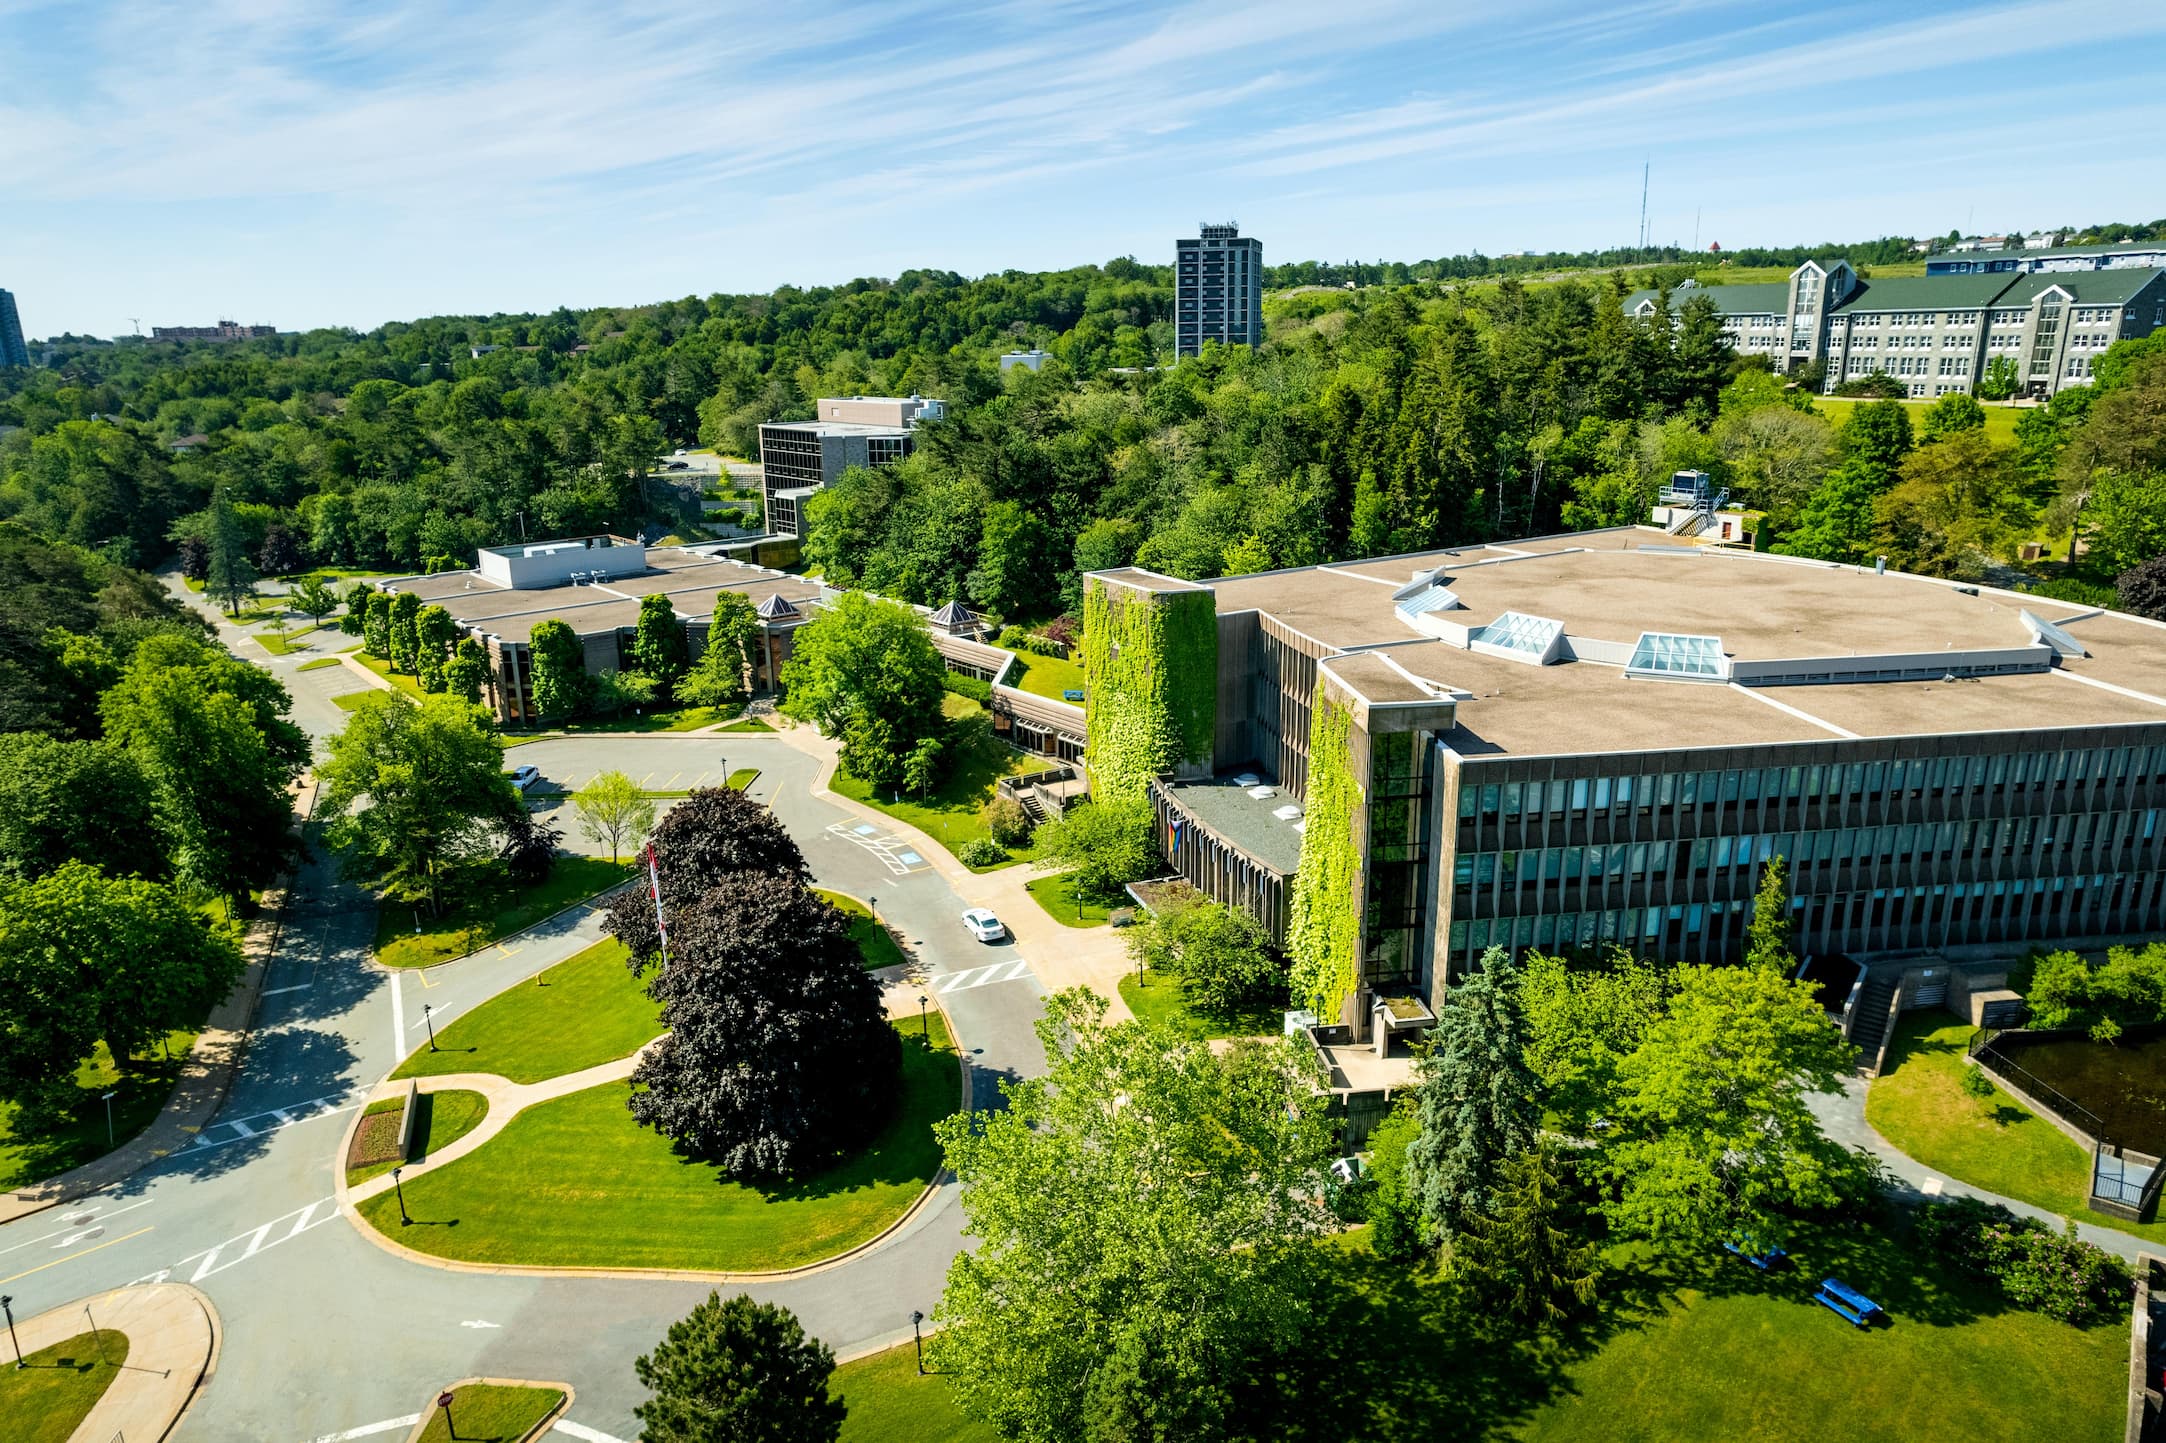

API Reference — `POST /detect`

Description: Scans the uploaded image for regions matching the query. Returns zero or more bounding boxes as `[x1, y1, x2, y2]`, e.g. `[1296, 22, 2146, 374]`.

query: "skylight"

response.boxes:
[1394, 585, 1460, 621]
[1390, 568, 1446, 602]
[1626, 632, 1728, 680]
[1472, 611, 1563, 661]
[2019, 609, 2090, 659]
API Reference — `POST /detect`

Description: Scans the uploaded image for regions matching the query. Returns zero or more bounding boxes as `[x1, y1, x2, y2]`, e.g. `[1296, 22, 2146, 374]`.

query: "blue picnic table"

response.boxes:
[1814, 1277, 1885, 1328]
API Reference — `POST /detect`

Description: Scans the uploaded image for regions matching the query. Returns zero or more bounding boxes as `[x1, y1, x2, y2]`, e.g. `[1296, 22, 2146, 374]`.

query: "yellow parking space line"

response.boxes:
[640, 772, 656, 787]
[0, 1226, 155, 1286]
[665, 772, 683, 787]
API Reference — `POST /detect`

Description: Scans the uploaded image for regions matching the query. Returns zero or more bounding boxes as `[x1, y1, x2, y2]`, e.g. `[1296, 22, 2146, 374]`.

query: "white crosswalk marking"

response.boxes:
[825, 821, 931, 875]
[150, 1196, 340, 1287]
[191, 1087, 368, 1150]
[552, 1421, 633, 1443]
[936, 958, 1035, 993]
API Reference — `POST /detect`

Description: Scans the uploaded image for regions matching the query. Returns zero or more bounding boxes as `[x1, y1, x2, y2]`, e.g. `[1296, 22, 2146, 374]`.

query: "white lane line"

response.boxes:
[310, 1415, 423, 1442]
[0, 1199, 153, 1257]
[261, 983, 312, 996]
[552, 1421, 633, 1443]
[391, 968, 406, 1060]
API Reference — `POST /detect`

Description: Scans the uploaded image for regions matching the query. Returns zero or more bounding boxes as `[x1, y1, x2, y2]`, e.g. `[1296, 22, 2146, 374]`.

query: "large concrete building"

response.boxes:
[1176, 223, 1264, 357]
[1085, 529, 2166, 1048]
[150, 320, 278, 342]
[756, 396, 944, 538]
[0, 288, 26, 369]
[372, 537, 830, 724]
[1625, 258, 2166, 398]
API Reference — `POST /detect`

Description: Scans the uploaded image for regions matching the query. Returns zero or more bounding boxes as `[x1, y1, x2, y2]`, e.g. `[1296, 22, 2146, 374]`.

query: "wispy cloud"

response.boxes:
[4, 0, 2162, 332]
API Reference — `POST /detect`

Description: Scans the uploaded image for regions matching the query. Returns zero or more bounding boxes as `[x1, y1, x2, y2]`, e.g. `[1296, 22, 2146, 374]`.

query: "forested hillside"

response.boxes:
[4, 243, 2163, 624]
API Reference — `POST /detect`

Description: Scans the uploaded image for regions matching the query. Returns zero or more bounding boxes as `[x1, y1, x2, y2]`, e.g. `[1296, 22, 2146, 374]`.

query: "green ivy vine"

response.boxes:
[1287, 695, 1362, 1022]
[1081, 580, 1217, 800]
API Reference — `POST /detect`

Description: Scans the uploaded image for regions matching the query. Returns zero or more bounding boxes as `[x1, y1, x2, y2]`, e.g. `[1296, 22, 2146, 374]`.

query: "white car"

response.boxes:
[508, 764, 542, 792]
[961, 908, 1006, 943]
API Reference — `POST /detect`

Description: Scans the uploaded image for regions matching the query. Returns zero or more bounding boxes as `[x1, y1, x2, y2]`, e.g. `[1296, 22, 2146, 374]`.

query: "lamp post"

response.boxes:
[423, 1003, 439, 1052]
[2, 1294, 21, 1368]
[101, 1090, 117, 1148]
[437, 1389, 457, 1437]
[393, 1166, 411, 1226]
[918, 994, 928, 1039]
[910, 1310, 925, 1375]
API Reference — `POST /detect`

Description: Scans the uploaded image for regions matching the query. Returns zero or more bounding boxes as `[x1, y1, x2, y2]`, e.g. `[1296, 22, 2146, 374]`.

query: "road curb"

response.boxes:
[365, 876, 638, 977]
[399, 1377, 572, 1443]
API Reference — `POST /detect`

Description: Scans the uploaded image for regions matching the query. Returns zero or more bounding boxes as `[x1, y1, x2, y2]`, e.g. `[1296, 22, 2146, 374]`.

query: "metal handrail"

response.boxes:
[1969, 1029, 2109, 1143]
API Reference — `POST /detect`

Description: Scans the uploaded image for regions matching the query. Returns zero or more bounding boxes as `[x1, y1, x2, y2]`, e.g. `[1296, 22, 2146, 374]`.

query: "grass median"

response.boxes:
[1023, 872, 1110, 928]
[346, 1089, 491, 1187]
[1, 1331, 131, 1443]
[372, 857, 632, 969]
[813, 889, 907, 971]
[392, 938, 660, 1085]
[834, 1341, 997, 1443]
[357, 1014, 961, 1272]
[413, 1383, 564, 1443]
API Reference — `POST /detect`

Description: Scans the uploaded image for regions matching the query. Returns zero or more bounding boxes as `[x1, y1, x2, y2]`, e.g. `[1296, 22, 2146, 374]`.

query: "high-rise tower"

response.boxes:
[1175, 223, 1263, 357]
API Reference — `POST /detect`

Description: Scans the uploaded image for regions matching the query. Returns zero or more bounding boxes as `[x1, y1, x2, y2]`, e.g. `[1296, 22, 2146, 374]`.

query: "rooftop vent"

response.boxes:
[2019, 608, 2090, 658]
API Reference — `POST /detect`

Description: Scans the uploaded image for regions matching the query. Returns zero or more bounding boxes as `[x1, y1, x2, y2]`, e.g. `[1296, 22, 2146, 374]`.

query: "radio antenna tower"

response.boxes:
[1638, 163, 1650, 261]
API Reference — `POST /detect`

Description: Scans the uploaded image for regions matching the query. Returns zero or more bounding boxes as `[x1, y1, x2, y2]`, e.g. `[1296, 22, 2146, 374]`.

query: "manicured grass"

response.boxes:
[296, 655, 344, 672]
[717, 717, 775, 732]
[1003, 648, 1086, 702]
[1865, 1015, 2166, 1245]
[1813, 393, 2022, 446]
[549, 704, 743, 734]
[251, 623, 320, 655]
[346, 1089, 491, 1186]
[725, 768, 761, 790]
[1023, 872, 1111, 928]
[371, 857, 633, 969]
[392, 938, 659, 1084]
[814, 889, 907, 971]
[357, 1015, 962, 1271]
[0, 1331, 131, 1443]
[1117, 972, 1278, 1041]
[331, 690, 375, 711]
[0, 1032, 196, 1191]
[832, 711, 1036, 871]
[1508, 1221, 2124, 1443]
[412, 1383, 564, 1443]
[355, 651, 425, 697]
[835, 1342, 998, 1443]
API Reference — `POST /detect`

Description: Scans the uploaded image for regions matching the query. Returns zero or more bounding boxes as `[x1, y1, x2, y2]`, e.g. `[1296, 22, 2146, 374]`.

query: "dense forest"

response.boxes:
[4, 225, 2164, 626]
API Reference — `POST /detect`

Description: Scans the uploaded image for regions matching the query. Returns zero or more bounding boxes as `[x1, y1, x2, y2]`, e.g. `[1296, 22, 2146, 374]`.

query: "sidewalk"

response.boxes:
[0, 805, 307, 1226]
[770, 722, 1137, 1019]
[13, 1283, 220, 1443]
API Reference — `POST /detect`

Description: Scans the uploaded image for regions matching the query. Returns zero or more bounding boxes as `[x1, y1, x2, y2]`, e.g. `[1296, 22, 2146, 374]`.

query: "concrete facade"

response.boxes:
[757, 397, 941, 537]
[0, 287, 25, 368]
[1176, 222, 1264, 357]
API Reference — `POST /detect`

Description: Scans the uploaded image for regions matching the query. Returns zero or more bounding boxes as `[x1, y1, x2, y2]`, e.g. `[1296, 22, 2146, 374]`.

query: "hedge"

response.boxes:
[1287, 694, 1363, 1022]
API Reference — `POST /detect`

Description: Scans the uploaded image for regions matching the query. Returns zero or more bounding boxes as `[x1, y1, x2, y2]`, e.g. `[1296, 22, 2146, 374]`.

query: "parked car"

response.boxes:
[508, 764, 542, 792]
[961, 908, 1006, 943]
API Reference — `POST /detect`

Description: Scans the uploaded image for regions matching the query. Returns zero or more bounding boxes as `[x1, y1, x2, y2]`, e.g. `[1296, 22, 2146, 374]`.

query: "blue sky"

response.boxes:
[5, 0, 2164, 337]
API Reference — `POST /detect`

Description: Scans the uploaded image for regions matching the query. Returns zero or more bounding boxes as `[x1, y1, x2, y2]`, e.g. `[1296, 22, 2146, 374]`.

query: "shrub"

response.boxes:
[1036, 795, 1157, 904]
[982, 795, 1034, 847]
[958, 837, 1007, 867]
[1913, 1196, 2131, 1324]
[1959, 1064, 1996, 1101]
[2119, 556, 2166, 621]
[1041, 614, 1080, 648]
[2021, 577, 2119, 609]
[999, 628, 1069, 658]
[943, 671, 992, 704]
[1125, 897, 1285, 1022]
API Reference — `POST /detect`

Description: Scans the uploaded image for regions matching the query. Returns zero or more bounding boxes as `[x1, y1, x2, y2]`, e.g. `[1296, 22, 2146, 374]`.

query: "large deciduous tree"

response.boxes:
[573, 769, 655, 864]
[387, 589, 422, 673]
[0, 735, 166, 883]
[1778, 399, 1914, 565]
[678, 592, 759, 708]
[445, 635, 490, 705]
[413, 604, 456, 693]
[603, 786, 806, 965]
[1123, 896, 1283, 1022]
[932, 990, 1333, 1441]
[620, 869, 899, 1178]
[1520, 948, 1670, 1139]
[633, 1292, 845, 1443]
[528, 618, 590, 720]
[779, 592, 946, 792]
[631, 593, 690, 699]
[1405, 945, 1541, 1246]
[1030, 794, 1156, 903]
[318, 691, 519, 915]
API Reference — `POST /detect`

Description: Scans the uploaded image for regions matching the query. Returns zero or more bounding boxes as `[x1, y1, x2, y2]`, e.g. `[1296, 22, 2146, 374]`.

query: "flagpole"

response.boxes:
[646, 841, 671, 966]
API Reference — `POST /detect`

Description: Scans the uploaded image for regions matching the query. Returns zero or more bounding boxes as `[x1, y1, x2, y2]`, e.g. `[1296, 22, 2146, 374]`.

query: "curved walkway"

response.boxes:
[1810, 1075, 2154, 1261]
[14, 1283, 220, 1443]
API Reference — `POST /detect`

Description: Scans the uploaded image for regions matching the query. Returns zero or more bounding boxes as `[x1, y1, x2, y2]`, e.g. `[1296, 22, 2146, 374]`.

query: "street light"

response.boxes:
[918, 994, 928, 1039]
[422, 1003, 439, 1052]
[910, 1310, 925, 1375]
[1, 1294, 21, 1368]
[393, 1166, 412, 1226]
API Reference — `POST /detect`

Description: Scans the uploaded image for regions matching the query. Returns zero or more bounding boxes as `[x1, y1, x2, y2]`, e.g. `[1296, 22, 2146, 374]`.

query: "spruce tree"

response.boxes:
[204, 493, 257, 616]
[1456, 1142, 1599, 1325]
[1405, 945, 1541, 1245]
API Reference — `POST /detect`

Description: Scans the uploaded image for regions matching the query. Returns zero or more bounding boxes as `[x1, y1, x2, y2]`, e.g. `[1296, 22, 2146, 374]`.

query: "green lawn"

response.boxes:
[392, 938, 659, 1084]
[1813, 393, 2022, 445]
[547, 704, 745, 735]
[357, 1015, 961, 1271]
[717, 716, 775, 733]
[346, 1089, 491, 1186]
[412, 1383, 564, 1443]
[331, 690, 375, 711]
[832, 710, 1036, 871]
[0, 1032, 197, 1191]
[1003, 649, 1086, 702]
[251, 623, 320, 655]
[372, 857, 632, 969]
[835, 1342, 997, 1443]
[1023, 872, 1111, 928]
[355, 652, 425, 697]
[0, 1331, 132, 1443]
[814, 889, 907, 971]
[296, 655, 344, 672]
[1117, 972, 1279, 1041]
[1865, 1015, 2166, 1245]
[726, 768, 761, 790]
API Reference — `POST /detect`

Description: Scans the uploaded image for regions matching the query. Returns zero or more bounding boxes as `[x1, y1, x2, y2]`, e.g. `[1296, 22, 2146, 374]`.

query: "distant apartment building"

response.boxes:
[1625, 258, 2166, 399]
[1176, 222, 1264, 357]
[1926, 237, 2166, 276]
[150, 320, 277, 342]
[0, 289, 26, 368]
[756, 396, 946, 538]
[999, 349, 1052, 373]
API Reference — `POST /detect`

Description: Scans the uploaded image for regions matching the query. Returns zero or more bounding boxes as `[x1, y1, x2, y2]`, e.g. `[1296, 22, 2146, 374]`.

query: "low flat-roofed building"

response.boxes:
[1084, 528, 2166, 1045]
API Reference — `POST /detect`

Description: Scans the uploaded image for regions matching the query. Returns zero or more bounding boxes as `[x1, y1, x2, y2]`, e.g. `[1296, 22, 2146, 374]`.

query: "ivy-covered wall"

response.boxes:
[1081, 578, 1218, 800]
[1287, 693, 1363, 1022]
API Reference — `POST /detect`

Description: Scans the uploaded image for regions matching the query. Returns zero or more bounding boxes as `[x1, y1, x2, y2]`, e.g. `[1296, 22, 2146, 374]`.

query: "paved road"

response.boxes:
[0, 582, 1051, 1439]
